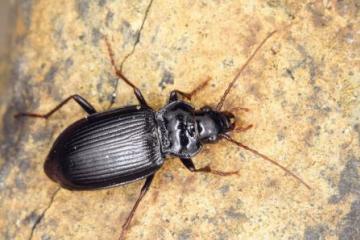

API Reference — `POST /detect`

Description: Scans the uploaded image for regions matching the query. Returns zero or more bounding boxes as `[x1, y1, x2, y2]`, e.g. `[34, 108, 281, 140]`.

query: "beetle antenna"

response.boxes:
[221, 134, 311, 190]
[216, 30, 277, 111]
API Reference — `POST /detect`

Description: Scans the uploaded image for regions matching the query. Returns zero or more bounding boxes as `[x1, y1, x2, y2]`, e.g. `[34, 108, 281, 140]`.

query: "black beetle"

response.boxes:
[16, 30, 310, 239]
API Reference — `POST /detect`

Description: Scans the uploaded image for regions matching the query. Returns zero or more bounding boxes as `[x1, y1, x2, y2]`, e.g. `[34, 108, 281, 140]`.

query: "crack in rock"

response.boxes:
[109, 0, 154, 107]
[28, 188, 60, 240]
[119, 0, 154, 69]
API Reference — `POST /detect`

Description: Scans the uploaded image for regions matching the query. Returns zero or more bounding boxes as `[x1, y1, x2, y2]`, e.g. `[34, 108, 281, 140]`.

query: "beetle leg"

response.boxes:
[234, 124, 253, 132]
[180, 158, 238, 176]
[119, 175, 154, 240]
[133, 88, 150, 108]
[168, 90, 191, 103]
[168, 91, 179, 102]
[14, 94, 96, 119]
[168, 77, 211, 103]
[105, 37, 150, 108]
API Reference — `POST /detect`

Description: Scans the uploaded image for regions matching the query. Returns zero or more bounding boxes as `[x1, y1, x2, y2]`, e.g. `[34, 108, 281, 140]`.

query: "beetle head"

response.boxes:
[195, 106, 235, 143]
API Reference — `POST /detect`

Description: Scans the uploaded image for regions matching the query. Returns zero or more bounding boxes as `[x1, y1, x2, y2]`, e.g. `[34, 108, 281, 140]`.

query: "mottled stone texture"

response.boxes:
[0, 0, 359, 239]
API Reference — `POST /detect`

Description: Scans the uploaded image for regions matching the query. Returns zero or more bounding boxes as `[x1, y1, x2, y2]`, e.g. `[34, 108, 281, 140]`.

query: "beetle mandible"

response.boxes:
[16, 30, 310, 240]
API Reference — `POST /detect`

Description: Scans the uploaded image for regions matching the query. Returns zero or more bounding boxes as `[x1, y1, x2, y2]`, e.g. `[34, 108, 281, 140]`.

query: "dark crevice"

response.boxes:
[108, 0, 154, 108]
[28, 187, 61, 240]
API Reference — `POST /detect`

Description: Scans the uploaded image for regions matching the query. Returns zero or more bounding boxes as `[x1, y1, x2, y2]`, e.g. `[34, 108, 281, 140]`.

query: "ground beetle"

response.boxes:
[16, 30, 310, 239]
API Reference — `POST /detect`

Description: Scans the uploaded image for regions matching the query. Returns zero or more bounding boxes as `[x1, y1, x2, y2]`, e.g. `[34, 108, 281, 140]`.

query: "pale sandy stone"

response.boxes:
[0, 0, 359, 239]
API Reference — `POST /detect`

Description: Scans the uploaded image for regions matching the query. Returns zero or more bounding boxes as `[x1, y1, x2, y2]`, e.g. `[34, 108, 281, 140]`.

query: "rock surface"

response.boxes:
[0, 0, 359, 239]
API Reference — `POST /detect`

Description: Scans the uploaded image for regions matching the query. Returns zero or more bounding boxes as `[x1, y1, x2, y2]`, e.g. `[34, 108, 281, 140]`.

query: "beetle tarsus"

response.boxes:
[234, 124, 253, 132]
[119, 175, 154, 240]
[168, 77, 211, 103]
[228, 107, 250, 112]
[14, 94, 96, 119]
[180, 158, 239, 176]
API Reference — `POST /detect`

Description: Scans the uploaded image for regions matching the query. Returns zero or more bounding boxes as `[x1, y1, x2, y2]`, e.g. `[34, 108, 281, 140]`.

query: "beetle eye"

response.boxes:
[229, 114, 236, 128]
[200, 106, 212, 112]
[208, 135, 217, 142]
